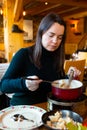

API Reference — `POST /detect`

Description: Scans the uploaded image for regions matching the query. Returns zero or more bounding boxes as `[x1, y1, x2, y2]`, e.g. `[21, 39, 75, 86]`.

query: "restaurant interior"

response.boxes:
[0, 0, 87, 129]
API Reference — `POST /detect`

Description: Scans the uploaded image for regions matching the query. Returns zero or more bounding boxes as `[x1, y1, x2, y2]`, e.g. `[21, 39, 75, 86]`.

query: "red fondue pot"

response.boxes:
[51, 79, 83, 100]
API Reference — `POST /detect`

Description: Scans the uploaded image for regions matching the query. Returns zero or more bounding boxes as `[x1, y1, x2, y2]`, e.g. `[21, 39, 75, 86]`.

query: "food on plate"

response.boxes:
[11, 114, 34, 122]
[46, 111, 82, 129]
[66, 122, 87, 130]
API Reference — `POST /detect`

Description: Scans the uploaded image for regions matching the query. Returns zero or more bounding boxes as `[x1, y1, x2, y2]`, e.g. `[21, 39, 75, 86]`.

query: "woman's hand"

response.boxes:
[25, 75, 42, 91]
[67, 66, 81, 79]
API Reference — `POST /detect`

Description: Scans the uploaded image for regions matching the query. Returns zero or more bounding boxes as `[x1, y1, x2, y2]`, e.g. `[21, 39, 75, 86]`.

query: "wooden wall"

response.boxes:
[0, 12, 86, 60]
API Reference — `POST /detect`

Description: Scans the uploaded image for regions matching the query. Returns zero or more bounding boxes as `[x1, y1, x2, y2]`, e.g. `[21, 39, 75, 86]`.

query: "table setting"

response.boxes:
[0, 78, 87, 130]
[0, 105, 46, 130]
[0, 101, 87, 130]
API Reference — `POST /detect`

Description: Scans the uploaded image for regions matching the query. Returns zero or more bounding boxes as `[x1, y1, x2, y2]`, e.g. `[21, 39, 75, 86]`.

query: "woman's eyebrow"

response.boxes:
[49, 32, 64, 36]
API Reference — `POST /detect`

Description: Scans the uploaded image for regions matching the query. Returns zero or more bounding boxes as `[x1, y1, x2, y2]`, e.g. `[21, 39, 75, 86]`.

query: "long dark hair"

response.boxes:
[30, 12, 66, 74]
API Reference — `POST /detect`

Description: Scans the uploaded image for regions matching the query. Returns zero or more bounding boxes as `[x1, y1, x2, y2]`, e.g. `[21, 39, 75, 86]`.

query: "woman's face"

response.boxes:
[42, 23, 65, 51]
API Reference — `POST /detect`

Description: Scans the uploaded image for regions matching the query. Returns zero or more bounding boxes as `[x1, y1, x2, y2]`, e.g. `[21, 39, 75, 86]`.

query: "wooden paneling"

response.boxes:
[65, 43, 78, 55]
[84, 17, 87, 33]
[14, 0, 23, 22]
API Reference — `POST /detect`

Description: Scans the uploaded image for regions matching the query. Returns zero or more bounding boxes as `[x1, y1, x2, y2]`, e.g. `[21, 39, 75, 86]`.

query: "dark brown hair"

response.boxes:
[30, 12, 66, 74]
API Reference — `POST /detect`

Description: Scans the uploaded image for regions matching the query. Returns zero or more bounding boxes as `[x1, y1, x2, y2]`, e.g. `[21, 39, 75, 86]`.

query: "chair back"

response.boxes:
[0, 63, 10, 80]
[78, 52, 87, 67]
[0, 63, 14, 98]
[64, 59, 86, 81]
[0, 63, 9, 95]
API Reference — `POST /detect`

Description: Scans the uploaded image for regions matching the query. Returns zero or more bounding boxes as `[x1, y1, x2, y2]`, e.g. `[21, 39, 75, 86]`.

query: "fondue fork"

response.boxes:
[66, 70, 74, 88]
[22, 77, 59, 84]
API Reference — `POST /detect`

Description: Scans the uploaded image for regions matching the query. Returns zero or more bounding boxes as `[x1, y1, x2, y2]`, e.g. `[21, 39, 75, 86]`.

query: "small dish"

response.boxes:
[42, 109, 83, 130]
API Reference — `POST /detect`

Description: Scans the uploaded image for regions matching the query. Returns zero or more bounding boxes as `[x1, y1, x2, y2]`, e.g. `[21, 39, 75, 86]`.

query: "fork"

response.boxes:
[22, 77, 59, 84]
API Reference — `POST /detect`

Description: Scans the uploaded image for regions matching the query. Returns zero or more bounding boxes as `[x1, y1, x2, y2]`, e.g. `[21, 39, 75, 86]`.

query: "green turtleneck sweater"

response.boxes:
[0, 46, 66, 105]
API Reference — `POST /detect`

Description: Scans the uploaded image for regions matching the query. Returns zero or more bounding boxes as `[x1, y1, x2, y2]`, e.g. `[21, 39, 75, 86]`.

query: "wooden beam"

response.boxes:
[27, 3, 62, 15]
[38, 0, 87, 8]
[13, 0, 23, 22]
[64, 11, 87, 20]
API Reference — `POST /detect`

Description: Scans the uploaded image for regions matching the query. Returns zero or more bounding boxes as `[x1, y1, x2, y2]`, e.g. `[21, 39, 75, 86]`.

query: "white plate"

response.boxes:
[0, 105, 46, 130]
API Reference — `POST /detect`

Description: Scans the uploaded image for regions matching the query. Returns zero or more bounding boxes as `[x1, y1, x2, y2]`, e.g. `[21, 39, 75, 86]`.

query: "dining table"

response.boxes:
[0, 100, 87, 130]
[0, 102, 48, 130]
[34, 102, 48, 130]
[32, 100, 87, 130]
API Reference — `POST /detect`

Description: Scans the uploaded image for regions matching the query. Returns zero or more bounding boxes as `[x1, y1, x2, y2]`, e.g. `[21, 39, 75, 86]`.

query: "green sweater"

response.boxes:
[0, 46, 65, 105]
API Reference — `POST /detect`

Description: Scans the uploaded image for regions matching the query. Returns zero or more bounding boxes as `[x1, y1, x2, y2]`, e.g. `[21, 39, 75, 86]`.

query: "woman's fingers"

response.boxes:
[68, 66, 81, 78]
[25, 75, 42, 91]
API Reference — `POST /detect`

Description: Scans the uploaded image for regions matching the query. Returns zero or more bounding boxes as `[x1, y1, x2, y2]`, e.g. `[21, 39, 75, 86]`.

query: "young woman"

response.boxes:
[0, 12, 80, 106]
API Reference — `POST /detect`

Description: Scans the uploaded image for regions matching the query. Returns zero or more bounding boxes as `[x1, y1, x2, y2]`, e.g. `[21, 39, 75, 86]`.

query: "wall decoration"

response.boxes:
[23, 20, 33, 41]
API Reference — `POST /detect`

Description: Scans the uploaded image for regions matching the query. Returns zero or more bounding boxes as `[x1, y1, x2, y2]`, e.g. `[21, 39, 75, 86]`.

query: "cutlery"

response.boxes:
[22, 77, 59, 84]
[12, 114, 34, 122]
[66, 69, 74, 88]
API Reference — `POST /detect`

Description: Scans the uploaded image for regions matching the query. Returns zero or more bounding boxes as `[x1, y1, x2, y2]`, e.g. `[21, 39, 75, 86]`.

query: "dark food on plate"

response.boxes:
[11, 114, 34, 122]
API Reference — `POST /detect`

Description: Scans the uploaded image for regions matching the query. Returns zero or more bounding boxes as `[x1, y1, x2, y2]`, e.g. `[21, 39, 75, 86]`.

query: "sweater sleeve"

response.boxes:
[0, 48, 29, 93]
